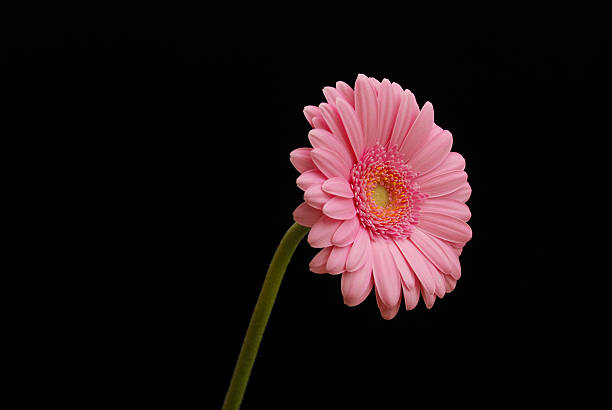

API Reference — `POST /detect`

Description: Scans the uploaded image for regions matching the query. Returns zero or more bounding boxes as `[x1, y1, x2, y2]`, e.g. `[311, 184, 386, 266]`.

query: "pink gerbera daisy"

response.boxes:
[290, 74, 472, 319]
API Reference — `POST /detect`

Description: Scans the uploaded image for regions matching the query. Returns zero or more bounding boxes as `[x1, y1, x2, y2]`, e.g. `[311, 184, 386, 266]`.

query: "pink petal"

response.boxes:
[402, 280, 420, 310]
[322, 196, 356, 220]
[417, 152, 466, 181]
[410, 227, 461, 280]
[331, 217, 360, 247]
[308, 129, 352, 164]
[308, 215, 342, 248]
[326, 245, 350, 274]
[377, 79, 399, 147]
[413, 151, 464, 187]
[321, 176, 354, 198]
[355, 74, 379, 148]
[289, 148, 315, 173]
[375, 287, 401, 320]
[341, 259, 373, 307]
[449, 243, 463, 257]
[394, 238, 436, 295]
[422, 290, 437, 309]
[388, 90, 419, 149]
[369, 77, 381, 94]
[322, 86, 342, 107]
[309, 247, 332, 274]
[399, 101, 434, 161]
[418, 171, 468, 198]
[371, 238, 401, 309]
[311, 148, 351, 181]
[319, 103, 354, 162]
[336, 98, 365, 159]
[444, 275, 457, 293]
[409, 130, 453, 175]
[303, 105, 320, 128]
[304, 183, 332, 209]
[430, 124, 443, 136]
[296, 170, 326, 191]
[391, 82, 403, 104]
[335, 81, 355, 107]
[387, 239, 416, 289]
[420, 198, 471, 222]
[431, 264, 446, 298]
[418, 212, 473, 244]
[445, 182, 472, 203]
[292, 202, 321, 227]
[312, 116, 330, 131]
[346, 227, 371, 272]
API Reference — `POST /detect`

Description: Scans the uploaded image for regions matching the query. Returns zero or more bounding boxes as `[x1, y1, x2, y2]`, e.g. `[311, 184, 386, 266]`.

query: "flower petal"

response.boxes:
[292, 202, 321, 227]
[450, 243, 463, 257]
[399, 101, 434, 161]
[418, 212, 472, 244]
[327, 245, 350, 274]
[341, 258, 373, 307]
[391, 82, 404, 105]
[289, 148, 315, 173]
[322, 196, 357, 220]
[371, 238, 402, 309]
[431, 262, 447, 298]
[331, 217, 360, 247]
[355, 74, 379, 148]
[309, 247, 332, 274]
[409, 130, 453, 175]
[308, 129, 353, 164]
[422, 289, 437, 309]
[296, 170, 326, 191]
[387, 239, 415, 289]
[311, 148, 351, 180]
[377, 79, 399, 147]
[445, 182, 472, 203]
[312, 116, 330, 131]
[410, 227, 461, 279]
[375, 287, 401, 320]
[304, 183, 332, 209]
[336, 97, 365, 159]
[303, 105, 320, 128]
[335, 81, 355, 107]
[402, 280, 420, 310]
[388, 90, 419, 149]
[394, 238, 436, 295]
[346, 227, 371, 272]
[369, 77, 381, 94]
[321, 177, 354, 198]
[417, 152, 466, 182]
[319, 103, 355, 162]
[444, 275, 457, 293]
[418, 171, 468, 198]
[308, 215, 342, 248]
[322, 86, 342, 107]
[420, 197, 471, 222]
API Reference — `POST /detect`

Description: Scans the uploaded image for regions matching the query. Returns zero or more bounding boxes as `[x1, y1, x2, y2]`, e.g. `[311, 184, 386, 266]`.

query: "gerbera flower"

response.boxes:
[290, 74, 472, 319]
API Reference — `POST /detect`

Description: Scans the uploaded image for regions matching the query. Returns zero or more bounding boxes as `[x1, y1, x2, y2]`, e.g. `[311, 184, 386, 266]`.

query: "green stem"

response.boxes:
[222, 223, 310, 410]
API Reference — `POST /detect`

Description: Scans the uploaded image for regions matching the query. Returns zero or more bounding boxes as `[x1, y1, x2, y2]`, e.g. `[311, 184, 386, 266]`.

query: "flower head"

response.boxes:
[291, 75, 472, 319]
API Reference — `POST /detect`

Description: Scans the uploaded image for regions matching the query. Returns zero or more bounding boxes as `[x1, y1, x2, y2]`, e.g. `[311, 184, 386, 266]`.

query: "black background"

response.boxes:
[5, 17, 607, 409]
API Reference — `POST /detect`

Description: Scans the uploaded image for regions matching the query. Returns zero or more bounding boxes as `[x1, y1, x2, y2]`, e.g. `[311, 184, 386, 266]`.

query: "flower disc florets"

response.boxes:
[351, 144, 426, 239]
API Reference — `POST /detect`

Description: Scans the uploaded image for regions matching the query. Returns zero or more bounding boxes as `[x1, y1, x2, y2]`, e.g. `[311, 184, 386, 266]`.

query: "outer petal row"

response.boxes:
[309, 227, 461, 318]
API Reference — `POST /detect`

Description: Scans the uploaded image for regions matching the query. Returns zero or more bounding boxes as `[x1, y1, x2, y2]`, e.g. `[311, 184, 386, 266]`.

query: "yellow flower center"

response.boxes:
[371, 184, 390, 208]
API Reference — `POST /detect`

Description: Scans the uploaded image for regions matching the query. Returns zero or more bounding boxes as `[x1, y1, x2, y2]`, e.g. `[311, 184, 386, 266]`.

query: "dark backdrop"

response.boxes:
[5, 20, 606, 409]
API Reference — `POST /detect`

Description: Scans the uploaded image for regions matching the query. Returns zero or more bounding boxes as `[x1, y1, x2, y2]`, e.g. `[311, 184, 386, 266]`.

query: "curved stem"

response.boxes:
[222, 223, 310, 410]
